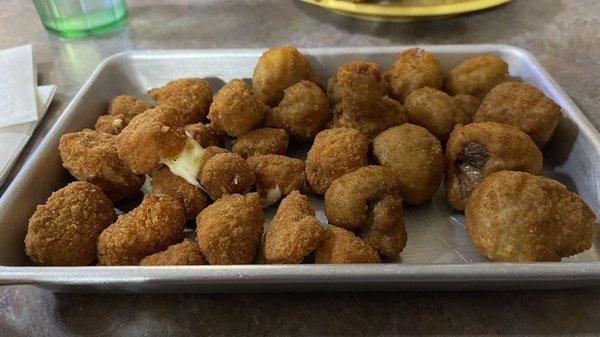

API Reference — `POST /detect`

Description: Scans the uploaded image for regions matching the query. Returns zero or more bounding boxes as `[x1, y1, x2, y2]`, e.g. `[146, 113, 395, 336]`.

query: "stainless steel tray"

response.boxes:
[1, 45, 599, 292]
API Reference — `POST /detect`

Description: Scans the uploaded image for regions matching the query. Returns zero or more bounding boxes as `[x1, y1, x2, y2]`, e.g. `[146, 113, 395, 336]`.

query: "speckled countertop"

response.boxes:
[1, 0, 600, 335]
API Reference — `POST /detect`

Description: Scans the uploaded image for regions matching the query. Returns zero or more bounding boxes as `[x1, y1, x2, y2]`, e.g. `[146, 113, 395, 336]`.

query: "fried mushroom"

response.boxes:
[385, 48, 443, 101]
[445, 54, 509, 99]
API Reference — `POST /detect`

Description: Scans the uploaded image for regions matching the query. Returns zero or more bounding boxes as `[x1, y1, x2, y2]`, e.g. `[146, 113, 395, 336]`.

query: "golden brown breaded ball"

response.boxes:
[324, 166, 407, 258]
[263, 191, 325, 263]
[252, 45, 321, 107]
[305, 128, 369, 195]
[404, 87, 471, 143]
[330, 96, 407, 140]
[208, 79, 270, 137]
[373, 124, 444, 205]
[59, 129, 144, 202]
[232, 128, 289, 158]
[445, 54, 509, 99]
[246, 154, 306, 207]
[107, 95, 151, 125]
[327, 60, 388, 104]
[474, 82, 561, 148]
[150, 166, 209, 220]
[25, 182, 115, 266]
[466, 171, 597, 262]
[265, 80, 331, 143]
[115, 105, 187, 174]
[95, 114, 125, 135]
[200, 153, 256, 200]
[184, 122, 225, 148]
[453, 94, 481, 119]
[149, 78, 212, 124]
[385, 48, 443, 101]
[97, 194, 185, 265]
[315, 226, 381, 264]
[445, 122, 543, 211]
[196, 193, 264, 264]
[139, 238, 205, 265]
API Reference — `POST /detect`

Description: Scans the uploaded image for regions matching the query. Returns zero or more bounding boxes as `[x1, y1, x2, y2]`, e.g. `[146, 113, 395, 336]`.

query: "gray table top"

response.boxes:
[1, 0, 600, 335]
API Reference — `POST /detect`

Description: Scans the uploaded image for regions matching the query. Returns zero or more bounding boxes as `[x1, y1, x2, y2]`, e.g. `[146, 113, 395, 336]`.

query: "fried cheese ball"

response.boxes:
[445, 122, 543, 211]
[263, 191, 325, 263]
[139, 238, 205, 265]
[453, 94, 481, 119]
[95, 115, 125, 135]
[474, 82, 561, 148]
[466, 171, 597, 261]
[149, 78, 213, 124]
[324, 165, 407, 258]
[373, 124, 443, 205]
[115, 105, 187, 174]
[200, 153, 256, 200]
[150, 166, 209, 220]
[184, 122, 225, 148]
[315, 226, 381, 264]
[25, 182, 115, 266]
[232, 128, 289, 158]
[208, 79, 270, 137]
[330, 97, 408, 140]
[95, 95, 151, 135]
[265, 80, 330, 143]
[305, 128, 369, 195]
[252, 45, 321, 107]
[97, 194, 185, 265]
[59, 129, 144, 202]
[246, 154, 306, 207]
[385, 48, 443, 101]
[196, 193, 264, 264]
[404, 87, 471, 143]
[445, 54, 509, 99]
[327, 60, 388, 104]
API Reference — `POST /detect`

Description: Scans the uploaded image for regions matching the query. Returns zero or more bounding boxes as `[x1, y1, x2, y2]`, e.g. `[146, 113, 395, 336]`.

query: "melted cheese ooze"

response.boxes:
[261, 185, 282, 208]
[162, 137, 206, 187]
[141, 174, 153, 195]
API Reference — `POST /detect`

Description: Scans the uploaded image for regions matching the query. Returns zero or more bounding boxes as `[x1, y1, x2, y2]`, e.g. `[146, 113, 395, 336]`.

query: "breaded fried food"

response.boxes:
[200, 153, 256, 200]
[115, 105, 187, 174]
[453, 94, 481, 118]
[184, 122, 224, 148]
[315, 226, 381, 264]
[97, 194, 185, 265]
[151, 166, 209, 220]
[373, 124, 443, 205]
[95, 114, 125, 135]
[474, 82, 561, 148]
[330, 97, 407, 140]
[466, 171, 597, 261]
[305, 128, 369, 195]
[232, 128, 289, 158]
[208, 79, 269, 137]
[265, 80, 330, 143]
[324, 166, 407, 258]
[25, 182, 115, 266]
[327, 60, 387, 104]
[246, 154, 306, 207]
[196, 193, 264, 264]
[252, 45, 321, 107]
[149, 78, 212, 124]
[263, 191, 325, 263]
[107, 95, 151, 125]
[385, 48, 443, 101]
[404, 87, 471, 143]
[445, 122, 543, 211]
[445, 54, 509, 98]
[139, 238, 205, 265]
[59, 129, 144, 201]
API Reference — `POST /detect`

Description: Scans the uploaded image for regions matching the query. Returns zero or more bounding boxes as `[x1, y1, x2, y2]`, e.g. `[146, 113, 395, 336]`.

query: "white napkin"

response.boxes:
[0, 45, 38, 128]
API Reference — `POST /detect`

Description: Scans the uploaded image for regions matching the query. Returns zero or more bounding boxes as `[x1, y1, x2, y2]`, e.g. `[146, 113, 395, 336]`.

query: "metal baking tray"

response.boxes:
[1, 45, 599, 293]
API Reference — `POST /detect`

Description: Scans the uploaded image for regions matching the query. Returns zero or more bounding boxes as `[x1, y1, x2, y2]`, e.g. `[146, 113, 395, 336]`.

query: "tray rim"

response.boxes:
[2, 44, 600, 290]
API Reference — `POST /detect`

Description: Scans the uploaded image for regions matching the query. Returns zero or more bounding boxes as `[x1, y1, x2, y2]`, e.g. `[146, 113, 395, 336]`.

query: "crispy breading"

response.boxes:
[232, 128, 289, 158]
[315, 226, 381, 264]
[139, 238, 205, 265]
[149, 78, 212, 124]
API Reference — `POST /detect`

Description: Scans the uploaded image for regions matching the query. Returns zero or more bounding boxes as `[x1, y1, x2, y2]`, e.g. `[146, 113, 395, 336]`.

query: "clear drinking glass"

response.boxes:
[32, 0, 129, 38]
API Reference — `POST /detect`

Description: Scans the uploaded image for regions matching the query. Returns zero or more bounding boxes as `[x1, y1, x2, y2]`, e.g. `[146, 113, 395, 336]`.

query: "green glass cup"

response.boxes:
[32, 0, 129, 38]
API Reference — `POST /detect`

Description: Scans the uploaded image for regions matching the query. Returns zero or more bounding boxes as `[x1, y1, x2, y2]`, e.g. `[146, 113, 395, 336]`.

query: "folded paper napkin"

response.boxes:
[0, 45, 56, 187]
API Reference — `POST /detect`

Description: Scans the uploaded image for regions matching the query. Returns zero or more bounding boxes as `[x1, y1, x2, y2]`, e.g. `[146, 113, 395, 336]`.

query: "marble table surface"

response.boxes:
[1, 0, 600, 335]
